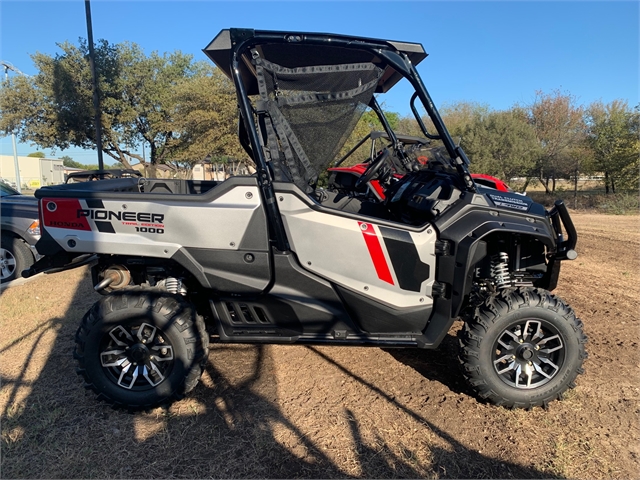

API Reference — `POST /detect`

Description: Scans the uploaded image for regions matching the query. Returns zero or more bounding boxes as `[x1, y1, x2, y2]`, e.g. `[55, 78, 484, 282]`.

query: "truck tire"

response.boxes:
[1, 233, 34, 282]
[74, 291, 209, 410]
[458, 287, 587, 409]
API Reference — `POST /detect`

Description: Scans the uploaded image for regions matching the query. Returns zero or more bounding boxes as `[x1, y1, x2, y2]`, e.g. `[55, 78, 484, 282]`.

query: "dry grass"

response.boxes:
[1, 213, 639, 478]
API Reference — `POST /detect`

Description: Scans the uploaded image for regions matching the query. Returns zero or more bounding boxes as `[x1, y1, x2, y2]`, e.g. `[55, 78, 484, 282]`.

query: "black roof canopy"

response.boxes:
[203, 28, 428, 95]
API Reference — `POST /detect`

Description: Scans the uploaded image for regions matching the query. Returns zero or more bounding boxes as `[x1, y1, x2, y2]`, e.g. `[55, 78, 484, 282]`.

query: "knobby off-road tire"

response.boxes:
[74, 291, 209, 410]
[458, 287, 587, 409]
[1, 233, 34, 282]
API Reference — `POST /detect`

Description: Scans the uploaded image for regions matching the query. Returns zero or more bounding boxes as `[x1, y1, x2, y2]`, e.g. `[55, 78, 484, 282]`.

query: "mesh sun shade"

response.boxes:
[254, 55, 383, 192]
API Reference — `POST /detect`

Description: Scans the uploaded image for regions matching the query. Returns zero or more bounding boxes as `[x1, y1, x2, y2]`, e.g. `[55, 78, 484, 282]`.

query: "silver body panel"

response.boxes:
[41, 179, 437, 310]
[41, 185, 262, 258]
[277, 193, 436, 309]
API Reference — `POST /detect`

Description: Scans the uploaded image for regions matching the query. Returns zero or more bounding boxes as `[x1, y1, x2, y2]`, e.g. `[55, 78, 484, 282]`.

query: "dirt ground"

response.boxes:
[1, 213, 638, 479]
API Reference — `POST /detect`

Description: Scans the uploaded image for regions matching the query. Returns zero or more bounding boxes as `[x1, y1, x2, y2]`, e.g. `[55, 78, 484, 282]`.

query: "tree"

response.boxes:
[338, 107, 402, 165]
[528, 90, 585, 193]
[440, 101, 490, 143]
[0, 39, 240, 176]
[394, 115, 423, 137]
[27, 151, 45, 158]
[60, 155, 98, 170]
[61, 155, 81, 168]
[460, 108, 539, 183]
[167, 65, 246, 169]
[565, 141, 594, 206]
[586, 100, 640, 193]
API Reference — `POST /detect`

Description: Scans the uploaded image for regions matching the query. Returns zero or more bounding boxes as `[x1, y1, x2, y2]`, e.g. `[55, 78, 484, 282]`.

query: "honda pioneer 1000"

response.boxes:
[27, 29, 586, 410]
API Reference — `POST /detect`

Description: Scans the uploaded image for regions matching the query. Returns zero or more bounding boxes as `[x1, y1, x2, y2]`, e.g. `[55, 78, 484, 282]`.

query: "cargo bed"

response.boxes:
[35, 178, 222, 198]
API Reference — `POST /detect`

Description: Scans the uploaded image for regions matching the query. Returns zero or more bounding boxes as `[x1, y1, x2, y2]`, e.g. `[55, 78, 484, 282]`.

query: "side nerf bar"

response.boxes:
[549, 199, 578, 260]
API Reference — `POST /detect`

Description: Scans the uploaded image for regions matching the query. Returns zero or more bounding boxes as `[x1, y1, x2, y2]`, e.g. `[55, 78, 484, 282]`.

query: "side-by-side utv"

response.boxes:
[26, 28, 586, 410]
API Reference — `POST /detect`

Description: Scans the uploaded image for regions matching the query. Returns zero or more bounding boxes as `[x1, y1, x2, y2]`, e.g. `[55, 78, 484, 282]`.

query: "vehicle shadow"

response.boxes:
[1, 270, 553, 478]
[0, 273, 42, 297]
[383, 326, 475, 398]
[306, 346, 555, 479]
[0, 269, 404, 478]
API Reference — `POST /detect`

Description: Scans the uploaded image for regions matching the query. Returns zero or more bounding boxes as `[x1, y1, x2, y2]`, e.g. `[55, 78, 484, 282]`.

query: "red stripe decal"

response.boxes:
[41, 198, 91, 231]
[358, 222, 394, 285]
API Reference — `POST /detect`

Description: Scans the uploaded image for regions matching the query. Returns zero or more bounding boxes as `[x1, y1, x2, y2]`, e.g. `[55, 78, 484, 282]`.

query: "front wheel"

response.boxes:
[458, 287, 587, 408]
[0, 234, 34, 282]
[74, 291, 209, 410]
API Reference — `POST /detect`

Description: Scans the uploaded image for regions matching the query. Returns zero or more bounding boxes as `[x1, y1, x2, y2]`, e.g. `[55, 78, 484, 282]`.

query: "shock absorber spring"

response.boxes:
[490, 252, 511, 288]
[164, 277, 187, 295]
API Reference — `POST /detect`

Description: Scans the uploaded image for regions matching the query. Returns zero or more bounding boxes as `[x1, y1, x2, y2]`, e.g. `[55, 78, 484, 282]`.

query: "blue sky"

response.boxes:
[1, 0, 638, 164]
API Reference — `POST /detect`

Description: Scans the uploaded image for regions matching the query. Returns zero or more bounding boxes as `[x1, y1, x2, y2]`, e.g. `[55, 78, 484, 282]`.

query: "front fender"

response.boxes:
[420, 198, 557, 348]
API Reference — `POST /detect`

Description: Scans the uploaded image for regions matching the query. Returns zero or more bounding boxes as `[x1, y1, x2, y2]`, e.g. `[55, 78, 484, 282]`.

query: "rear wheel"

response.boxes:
[74, 291, 209, 410]
[458, 287, 587, 408]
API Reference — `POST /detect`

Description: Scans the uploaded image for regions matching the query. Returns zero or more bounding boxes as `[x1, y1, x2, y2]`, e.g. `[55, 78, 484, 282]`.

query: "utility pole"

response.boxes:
[84, 0, 104, 170]
[1, 61, 24, 193]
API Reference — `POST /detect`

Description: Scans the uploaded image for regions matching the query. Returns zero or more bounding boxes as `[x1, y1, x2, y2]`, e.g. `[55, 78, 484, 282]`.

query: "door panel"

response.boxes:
[277, 192, 436, 309]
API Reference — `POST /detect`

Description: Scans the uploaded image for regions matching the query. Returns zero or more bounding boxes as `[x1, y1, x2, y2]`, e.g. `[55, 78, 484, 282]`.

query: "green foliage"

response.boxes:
[60, 155, 98, 170]
[528, 191, 639, 214]
[394, 115, 424, 137]
[168, 65, 246, 167]
[528, 90, 585, 192]
[0, 38, 241, 173]
[440, 101, 490, 142]
[3, 39, 635, 189]
[460, 108, 539, 181]
[60, 155, 76, 166]
[27, 151, 45, 158]
[596, 192, 640, 215]
[338, 107, 401, 165]
[586, 100, 639, 193]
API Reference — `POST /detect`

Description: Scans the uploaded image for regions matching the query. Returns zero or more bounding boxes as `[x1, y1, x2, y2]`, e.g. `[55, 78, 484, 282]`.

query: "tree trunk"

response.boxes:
[573, 168, 579, 209]
[147, 143, 158, 178]
[538, 168, 552, 194]
[521, 177, 531, 193]
[114, 154, 133, 170]
[552, 174, 556, 193]
[604, 171, 610, 194]
[611, 177, 616, 194]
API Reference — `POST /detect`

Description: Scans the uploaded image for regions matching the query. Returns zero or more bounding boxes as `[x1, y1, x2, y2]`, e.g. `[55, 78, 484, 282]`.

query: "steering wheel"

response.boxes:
[354, 148, 391, 190]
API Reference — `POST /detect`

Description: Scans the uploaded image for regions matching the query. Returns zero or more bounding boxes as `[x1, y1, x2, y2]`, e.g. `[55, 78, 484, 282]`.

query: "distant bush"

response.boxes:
[528, 191, 639, 214]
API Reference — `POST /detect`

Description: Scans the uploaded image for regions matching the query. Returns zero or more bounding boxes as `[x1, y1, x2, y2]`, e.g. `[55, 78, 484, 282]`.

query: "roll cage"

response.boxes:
[204, 29, 478, 251]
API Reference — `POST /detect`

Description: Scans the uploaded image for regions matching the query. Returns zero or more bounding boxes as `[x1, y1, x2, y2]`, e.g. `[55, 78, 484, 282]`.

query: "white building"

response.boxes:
[0, 155, 64, 189]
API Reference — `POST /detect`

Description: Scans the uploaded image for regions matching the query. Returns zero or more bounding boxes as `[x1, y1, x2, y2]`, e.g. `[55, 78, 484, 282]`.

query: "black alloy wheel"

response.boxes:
[459, 287, 587, 409]
[99, 322, 176, 391]
[492, 318, 565, 389]
[74, 291, 209, 410]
